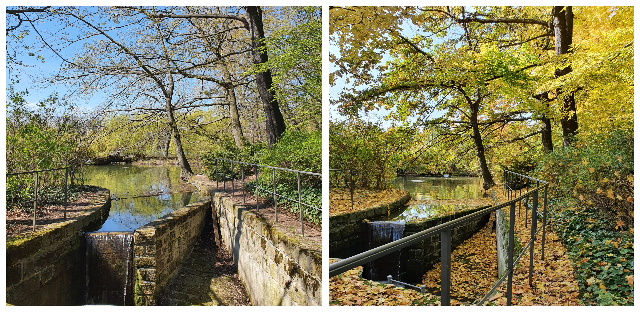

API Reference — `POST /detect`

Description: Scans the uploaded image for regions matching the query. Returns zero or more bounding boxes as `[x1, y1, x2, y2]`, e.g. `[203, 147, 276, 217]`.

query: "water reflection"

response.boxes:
[377, 176, 487, 222]
[83, 165, 200, 232]
[392, 176, 484, 201]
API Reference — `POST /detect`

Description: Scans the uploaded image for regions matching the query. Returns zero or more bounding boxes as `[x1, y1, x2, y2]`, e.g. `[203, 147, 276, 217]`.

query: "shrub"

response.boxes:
[202, 130, 321, 225]
[330, 120, 413, 190]
[549, 199, 634, 305]
[535, 129, 633, 228]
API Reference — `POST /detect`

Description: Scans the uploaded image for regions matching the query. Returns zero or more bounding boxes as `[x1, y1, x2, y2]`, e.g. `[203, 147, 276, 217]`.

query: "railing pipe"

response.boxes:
[33, 171, 38, 232]
[254, 164, 259, 210]
[541, 184, 548, 260]
[529, 189, 539, 287]
[298, 171, 303, 236]
[231, 162, 235, 194]
[506, 201, 516, 306]
[64, 167, 68, 220]
[242, 164, 246, 205]
[273, 168, 277, 222]
[441, 228, 452, 306]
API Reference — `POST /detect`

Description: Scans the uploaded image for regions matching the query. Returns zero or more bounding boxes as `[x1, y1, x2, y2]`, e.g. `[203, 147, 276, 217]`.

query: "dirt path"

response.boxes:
[158, 218, 251, 306]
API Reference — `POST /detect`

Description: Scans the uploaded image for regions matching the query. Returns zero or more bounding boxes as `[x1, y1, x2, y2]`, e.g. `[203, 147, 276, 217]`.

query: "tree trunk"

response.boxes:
[552, 6, 578, 147]
[541, 115, 553, 152]
[245, 6, 286, 147]
[222, 64, 244, 149]
[469, 97, 495, 190]
[162, 133, 171, 158]
[164, 91, 192, 179]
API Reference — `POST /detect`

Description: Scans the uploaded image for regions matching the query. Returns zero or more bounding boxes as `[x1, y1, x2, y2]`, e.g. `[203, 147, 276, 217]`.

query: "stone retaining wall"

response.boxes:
[401, 205, 492, 283]
[329, 190, 410, 259]
[5, 188, 111, 305]
[213, 192, 322, 306]
[132, 199, 211, 306]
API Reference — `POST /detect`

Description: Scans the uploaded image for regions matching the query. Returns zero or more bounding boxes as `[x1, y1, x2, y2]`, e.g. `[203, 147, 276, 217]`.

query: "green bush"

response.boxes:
[330, 120, 413, 190]
[202, 130, 321, 225]
[549, 199, 634, 305]
[534, 129, 633, 228]
[6, 89, 88, 211]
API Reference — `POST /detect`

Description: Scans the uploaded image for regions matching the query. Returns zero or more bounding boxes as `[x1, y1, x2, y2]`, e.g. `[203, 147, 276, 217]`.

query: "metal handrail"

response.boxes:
[6, 166, 73, 231]
[329, 169, 549, 306]
[212, 158, 321, 237]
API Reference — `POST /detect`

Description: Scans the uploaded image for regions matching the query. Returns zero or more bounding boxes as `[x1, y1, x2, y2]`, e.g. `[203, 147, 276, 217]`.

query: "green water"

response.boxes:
[380, 176, 486, 223]
[83, 165, 200, 232]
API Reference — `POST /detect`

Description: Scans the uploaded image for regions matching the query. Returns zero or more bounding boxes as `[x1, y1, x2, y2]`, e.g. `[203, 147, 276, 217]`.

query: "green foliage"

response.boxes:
[330, 120, 413, 189]
[257, 130, 321, 176]
[549, 199, 634, 305]
[258, 6, 322, 131]
[201, 130, 321, 225]
[6, 87, 89, 211]
[535, 129, 633, 227]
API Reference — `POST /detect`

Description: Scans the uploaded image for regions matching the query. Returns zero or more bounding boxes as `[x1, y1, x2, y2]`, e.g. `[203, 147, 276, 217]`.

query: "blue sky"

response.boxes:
[5, 7, 109, 114]
[329, 14, 441, 129]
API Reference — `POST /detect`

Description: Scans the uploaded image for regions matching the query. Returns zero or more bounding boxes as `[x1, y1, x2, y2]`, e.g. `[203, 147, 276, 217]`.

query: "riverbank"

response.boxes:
[329, 188, 408, 216]
[6, 185, 106, 238]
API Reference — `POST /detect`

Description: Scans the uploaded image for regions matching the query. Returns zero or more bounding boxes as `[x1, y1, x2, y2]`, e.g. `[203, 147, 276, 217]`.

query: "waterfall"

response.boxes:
[85, 232, 134, 305]
[365, 221, 406, 282]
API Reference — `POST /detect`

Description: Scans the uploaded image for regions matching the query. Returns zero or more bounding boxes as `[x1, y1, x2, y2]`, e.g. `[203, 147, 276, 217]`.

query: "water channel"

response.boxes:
[365, 175, 488, 282]
[83, 164, 201, 232]
[82, 164, 201, 305]
[375, 175, 487, 223]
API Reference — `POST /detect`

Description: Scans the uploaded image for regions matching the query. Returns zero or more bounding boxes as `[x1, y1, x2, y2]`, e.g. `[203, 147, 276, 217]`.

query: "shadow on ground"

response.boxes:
[158, 217, 251, 306]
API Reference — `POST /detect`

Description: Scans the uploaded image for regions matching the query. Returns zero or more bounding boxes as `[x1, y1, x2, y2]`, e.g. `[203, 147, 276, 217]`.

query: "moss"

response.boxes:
[134, 270, 144, 306]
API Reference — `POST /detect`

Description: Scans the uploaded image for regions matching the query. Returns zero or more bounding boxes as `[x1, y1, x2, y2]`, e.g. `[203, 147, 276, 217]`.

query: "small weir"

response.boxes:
[364, 221, 406, 282]
[81, 165, 200, 305]
[364, 176, 490, 283]
[85, 232, 134, 305]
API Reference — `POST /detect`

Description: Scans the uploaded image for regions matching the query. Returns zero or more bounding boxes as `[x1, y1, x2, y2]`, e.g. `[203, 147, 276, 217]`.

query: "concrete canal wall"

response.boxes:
[212, 192, 322, 306]
[5, 188, 111, 305]
[329, 190, 410, 259]
[132, 199, 211, 305]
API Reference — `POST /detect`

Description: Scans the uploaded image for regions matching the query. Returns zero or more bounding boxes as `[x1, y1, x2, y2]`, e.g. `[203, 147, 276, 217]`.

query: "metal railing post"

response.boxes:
[215, 159, 218, 188]
[254, 164, 259, 210]
[441, 228, 452, 306]
[223, 160, 226, 191]
[273, 168, 277, 222]
[33, 172, 39, 232]
[242, 164, 246, 205]
[529, 189, 539, 287]
[64, 167, 68, 220]
[507, 201, 516, 306]
[231, 161, 235, 194]
[541, 184, 548, 260]
[349, 169, 354, 212]
[298, 171, 303, 236]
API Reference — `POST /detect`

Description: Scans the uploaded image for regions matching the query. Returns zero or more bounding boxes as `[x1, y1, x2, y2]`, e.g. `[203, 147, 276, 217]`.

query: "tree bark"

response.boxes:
[162, 133, 171, 158]
[540, 115, 553, 152]
[245, 6, 286, 147]
[552, 6, 578, 147]
[222, 65, 244, 149]
[468, 93, 495, 190]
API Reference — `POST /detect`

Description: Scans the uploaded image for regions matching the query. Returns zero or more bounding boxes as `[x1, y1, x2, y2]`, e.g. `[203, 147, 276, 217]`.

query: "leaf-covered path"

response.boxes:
[422, 188, 582, 305]
[329, 187, 583, 306]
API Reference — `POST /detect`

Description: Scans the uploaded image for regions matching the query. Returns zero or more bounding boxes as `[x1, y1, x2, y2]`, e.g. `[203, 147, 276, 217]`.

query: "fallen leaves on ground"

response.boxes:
[422, 187, 582, 305]
[329, 188, 407, 216]
[329, 258, 440, 306]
